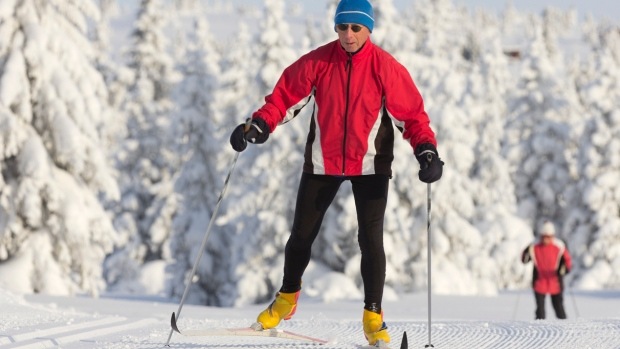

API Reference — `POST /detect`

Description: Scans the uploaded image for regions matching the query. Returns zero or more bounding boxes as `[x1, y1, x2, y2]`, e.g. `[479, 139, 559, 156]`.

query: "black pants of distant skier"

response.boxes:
[534, 292, 567, 319]
[280, 172, 389, 310]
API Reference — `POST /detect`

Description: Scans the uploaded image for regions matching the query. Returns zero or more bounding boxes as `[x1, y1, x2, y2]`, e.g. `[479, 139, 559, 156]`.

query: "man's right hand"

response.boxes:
[229, 117, 270, 152]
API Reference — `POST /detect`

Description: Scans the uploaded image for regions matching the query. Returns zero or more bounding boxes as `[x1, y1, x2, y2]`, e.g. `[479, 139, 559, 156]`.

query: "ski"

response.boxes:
[359, 340, 390, 349]
[360, 331, 407, 349]
[170, 312, 328, 344]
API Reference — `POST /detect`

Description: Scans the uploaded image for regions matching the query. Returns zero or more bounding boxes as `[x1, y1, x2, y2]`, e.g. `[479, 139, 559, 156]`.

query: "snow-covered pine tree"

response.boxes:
[0, 0, 118, 295]
[218, 21, 260, 120]
[386, 0, 489, 294]
[254, 0, 297, 94]
[94, 0, 133, 119]
[568, 24, 620, 289]
[503, 14, 583, 230]
[216, 0, 309, 306]
[106, 0, 181, 291]
[407, 0, 468, 59]
[459, 13, 532, 291]
[305, 0, 339, 51]
[371, 0, 416, 59]
[190, 21, 270, 306]
[93, 0, 130, 146]
[166, 13, 240, 305]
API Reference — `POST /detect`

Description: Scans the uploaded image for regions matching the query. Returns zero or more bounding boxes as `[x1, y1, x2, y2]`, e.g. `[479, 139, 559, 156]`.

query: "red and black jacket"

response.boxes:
[253, 38, 436, 176]
[522, 238, 572, 295]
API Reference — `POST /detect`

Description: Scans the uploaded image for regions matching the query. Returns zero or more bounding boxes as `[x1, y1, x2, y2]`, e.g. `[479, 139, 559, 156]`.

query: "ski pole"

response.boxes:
[425, 154, 434, 348]
[568, 286, 580, 318]
[511, 288, 522, 321]
[165, 119, 251, 346]
[511, 265, 528, 321]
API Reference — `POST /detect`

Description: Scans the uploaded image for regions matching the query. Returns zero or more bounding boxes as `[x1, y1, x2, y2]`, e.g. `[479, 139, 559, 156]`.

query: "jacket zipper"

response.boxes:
[342, 53, 353, 175]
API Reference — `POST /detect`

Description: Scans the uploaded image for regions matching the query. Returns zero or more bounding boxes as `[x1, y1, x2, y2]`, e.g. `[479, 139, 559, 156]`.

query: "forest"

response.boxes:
[0, 0, 618, 307]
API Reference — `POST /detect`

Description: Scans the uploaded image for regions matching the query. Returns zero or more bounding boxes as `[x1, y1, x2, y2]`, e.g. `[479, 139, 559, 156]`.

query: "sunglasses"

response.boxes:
[336, 24, 364, 33]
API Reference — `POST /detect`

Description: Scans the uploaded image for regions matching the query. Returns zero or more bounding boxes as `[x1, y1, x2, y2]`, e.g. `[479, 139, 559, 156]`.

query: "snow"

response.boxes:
[1, 287, 619, 349]
[1, 0, 620, 343]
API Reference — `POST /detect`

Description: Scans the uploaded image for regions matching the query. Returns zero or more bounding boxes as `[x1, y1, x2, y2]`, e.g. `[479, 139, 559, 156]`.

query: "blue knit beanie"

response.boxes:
[334, 0, 375, 33]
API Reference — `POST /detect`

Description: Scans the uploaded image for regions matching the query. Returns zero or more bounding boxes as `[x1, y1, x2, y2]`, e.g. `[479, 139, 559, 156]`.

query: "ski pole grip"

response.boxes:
[426, 152, 433, 163]
[244, 118, 253, 132]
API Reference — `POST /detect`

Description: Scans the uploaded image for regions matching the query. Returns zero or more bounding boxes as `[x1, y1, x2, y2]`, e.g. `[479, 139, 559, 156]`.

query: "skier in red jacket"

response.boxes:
[230, 0, 443, 346]
[521, 221, 572, 320]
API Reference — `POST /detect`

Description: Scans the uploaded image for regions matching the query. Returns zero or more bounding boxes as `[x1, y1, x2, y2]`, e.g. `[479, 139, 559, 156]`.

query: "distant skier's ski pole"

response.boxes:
[165, 119, 251, 346]
[511, 266, 527, 320]
[425, 153, 434, 348]
[511, 288, 522, 321]
[569, 286, 580, 318]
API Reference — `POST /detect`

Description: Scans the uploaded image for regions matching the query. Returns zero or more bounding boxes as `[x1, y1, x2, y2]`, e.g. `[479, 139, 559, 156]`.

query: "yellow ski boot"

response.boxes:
[363, 308, 391, 346]
[253, 290, 300, 330]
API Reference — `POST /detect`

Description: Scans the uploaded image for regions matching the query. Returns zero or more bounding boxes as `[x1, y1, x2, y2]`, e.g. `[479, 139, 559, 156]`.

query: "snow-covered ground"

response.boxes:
[2, 288, 619, 349]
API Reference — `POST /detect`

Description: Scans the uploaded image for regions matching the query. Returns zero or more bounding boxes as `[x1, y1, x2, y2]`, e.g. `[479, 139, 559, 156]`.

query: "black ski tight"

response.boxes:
[280, 172, 389, 311]
[535, 292, 567, 319]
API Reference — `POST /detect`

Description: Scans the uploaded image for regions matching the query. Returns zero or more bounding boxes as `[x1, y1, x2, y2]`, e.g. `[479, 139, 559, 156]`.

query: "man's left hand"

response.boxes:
[415, 143, 444, 183]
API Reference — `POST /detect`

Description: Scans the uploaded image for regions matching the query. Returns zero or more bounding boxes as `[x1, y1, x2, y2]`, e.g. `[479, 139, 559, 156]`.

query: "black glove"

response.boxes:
[415, 143, 444, 183]
[229, 117, 270, 152]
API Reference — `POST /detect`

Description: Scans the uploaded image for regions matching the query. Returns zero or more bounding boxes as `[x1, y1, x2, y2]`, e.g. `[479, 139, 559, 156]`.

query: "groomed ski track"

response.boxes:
[2, 317, 619, 349]
[1, 292, 619, 349]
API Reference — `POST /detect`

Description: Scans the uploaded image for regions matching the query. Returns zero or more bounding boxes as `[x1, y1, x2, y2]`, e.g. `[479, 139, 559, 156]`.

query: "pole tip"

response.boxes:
[399, 331, 408, 349]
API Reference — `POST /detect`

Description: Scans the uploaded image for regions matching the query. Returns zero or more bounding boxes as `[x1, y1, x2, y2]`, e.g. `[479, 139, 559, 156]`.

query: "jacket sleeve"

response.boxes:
[521, 245, 531, 264]
[382, 59, 437, 151]
[563, 245, 572, 273]
[252, 53, 316, 133]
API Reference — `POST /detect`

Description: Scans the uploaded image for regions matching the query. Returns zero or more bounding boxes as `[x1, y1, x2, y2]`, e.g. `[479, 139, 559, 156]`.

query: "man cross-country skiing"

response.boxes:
[229, 0, 443, 345]
[521, 221, 572, 320]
